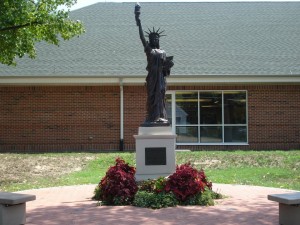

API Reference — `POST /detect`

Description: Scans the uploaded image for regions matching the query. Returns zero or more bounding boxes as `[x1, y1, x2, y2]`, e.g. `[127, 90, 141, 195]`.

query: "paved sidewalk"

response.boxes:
[19, 184, 295, 225]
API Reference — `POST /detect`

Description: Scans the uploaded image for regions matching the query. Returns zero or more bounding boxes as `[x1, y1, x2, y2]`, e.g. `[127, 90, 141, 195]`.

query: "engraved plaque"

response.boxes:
[145, 147, 166, 165]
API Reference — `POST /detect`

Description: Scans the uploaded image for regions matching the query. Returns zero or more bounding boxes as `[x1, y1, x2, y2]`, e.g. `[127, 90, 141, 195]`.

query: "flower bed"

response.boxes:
[93, 157, 222, 209]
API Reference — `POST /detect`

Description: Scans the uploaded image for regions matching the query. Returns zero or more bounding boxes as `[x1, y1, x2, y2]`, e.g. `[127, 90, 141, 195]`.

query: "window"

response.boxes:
[167, 91, 247, 144]
[224, 91, 247, 143]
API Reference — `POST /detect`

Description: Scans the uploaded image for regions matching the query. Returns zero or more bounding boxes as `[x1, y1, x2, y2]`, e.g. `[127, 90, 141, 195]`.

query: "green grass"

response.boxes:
[1, 151, 299, 192]
[177, 150, 300, 190]
[59, 153, 135, 186]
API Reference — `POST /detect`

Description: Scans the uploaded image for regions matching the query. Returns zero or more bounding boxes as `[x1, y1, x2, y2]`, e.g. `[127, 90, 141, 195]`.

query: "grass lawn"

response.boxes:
[0, 150, 299, 192]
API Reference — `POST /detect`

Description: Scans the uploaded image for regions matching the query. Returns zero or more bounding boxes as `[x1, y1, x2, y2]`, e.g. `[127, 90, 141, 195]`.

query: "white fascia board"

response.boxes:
[167, 75, 300, 85]
[0, 76, 121, 86]
[0, 75, 300, 86]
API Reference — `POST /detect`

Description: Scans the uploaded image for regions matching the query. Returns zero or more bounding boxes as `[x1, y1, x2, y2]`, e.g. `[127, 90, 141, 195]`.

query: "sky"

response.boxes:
[70, 0, 300, 10]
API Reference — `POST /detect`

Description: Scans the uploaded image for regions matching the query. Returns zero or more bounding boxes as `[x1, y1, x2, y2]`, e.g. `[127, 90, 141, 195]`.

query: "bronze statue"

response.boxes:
[135, 3, 174, 126]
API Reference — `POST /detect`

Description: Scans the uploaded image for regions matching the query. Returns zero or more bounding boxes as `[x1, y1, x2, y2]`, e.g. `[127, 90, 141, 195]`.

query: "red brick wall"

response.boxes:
[247, 85, 300, 150]
[0, 84, 299, 152]
[123, 85, 147, 150]
[0, 86, 120, 152]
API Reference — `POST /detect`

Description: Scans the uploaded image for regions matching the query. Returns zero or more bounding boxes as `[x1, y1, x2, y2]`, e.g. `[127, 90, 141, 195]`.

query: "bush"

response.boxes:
[93, 157, 138, 205]
[133, 191, 179, 209]
[137, 179, 156, 192]
[94, 159, 220, 209]
[165, 163, 212, 202]
[181, 189, 214, 206]
[138, 177, 166, 193]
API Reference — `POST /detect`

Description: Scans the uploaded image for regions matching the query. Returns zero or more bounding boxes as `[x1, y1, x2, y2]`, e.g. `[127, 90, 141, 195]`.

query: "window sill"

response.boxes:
[176, 143, 249, 146]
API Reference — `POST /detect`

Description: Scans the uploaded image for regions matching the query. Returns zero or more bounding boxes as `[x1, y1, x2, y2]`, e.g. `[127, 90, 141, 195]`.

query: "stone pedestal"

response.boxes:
[0, 192, 36, 225]
[134, 126, 176, 181]
[279, 203, 300, 225]
[0, 203, 26, 225]
[268, 192, 300, 225]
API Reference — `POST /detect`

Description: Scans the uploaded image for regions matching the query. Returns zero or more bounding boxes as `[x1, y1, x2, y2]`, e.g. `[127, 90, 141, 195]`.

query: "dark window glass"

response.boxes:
[224, 91, 246, 124]
[200, 92, 222, 124]
[176, 126, 198, 143]
[224, 126, 247, 142]
[200, 126, 222, 143]
[175, 92, 198, 125]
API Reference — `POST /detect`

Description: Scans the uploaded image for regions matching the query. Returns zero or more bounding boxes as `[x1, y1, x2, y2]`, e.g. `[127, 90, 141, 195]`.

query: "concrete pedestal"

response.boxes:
[268, 192, 300, 225]
[0, 192, 36, 225]
[0, 203, 26, 225]
[279, 203, 300, 225]
[134, 126, 176, 181]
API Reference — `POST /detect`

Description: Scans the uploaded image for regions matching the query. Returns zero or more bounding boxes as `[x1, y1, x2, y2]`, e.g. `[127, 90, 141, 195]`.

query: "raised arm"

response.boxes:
[134, 3, 147, 47]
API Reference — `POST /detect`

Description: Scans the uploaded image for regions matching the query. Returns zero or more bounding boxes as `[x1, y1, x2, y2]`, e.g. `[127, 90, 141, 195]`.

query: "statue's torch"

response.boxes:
[134, 3, 141, 26]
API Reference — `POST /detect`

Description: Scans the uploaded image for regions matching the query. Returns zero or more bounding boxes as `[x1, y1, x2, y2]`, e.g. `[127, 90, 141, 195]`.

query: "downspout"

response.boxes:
[119, 78, 124, 151]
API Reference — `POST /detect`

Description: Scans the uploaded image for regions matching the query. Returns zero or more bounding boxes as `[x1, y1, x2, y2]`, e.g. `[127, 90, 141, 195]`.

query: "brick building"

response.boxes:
[0, 2, 299, 152]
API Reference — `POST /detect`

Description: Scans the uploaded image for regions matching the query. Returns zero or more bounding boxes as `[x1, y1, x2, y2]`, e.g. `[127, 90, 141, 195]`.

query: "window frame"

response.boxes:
[166, 90, 248, 146]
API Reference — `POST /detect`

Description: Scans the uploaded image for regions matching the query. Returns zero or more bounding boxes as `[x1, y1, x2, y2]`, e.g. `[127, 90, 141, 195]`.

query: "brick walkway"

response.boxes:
[19, 184, 295, 225]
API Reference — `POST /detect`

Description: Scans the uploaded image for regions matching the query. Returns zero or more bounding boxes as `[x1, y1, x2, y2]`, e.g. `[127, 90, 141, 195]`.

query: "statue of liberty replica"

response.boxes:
[135, 3, 174, 127]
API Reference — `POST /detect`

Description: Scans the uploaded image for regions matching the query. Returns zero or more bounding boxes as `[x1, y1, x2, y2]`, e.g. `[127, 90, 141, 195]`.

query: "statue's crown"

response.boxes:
[145, 27, 166, 38]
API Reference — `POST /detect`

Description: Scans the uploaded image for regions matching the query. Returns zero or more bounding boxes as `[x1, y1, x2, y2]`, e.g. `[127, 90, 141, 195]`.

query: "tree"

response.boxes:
[0, 0, 85, 66]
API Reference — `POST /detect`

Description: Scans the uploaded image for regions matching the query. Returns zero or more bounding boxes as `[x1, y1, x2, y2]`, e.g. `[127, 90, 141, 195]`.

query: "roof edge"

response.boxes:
[0, 75, 300, 86]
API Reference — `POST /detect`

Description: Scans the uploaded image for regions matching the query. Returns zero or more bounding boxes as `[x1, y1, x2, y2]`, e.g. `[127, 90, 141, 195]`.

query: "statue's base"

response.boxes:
[134, 126, 176, 181]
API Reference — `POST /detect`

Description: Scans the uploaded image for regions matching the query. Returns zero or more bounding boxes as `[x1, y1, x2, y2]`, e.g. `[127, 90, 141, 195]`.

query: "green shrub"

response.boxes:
[137, 179, 156, 192]
[181, 189, 214, 206]
[133, 191, 179, 209]
[137, 177, 167, 193]
[154, 177, 167, 193]
[211, 190, 223, 200]
[93, 185, 101, 201]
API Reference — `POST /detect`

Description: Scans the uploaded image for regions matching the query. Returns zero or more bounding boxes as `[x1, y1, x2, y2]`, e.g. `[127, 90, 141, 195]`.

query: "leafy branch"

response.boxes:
[0, 22, 42, 32]
[0, 0, 84, 66]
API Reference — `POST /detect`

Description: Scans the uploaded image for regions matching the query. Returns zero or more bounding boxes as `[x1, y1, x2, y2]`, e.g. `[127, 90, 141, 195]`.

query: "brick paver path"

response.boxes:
[20, 184, 295, 225]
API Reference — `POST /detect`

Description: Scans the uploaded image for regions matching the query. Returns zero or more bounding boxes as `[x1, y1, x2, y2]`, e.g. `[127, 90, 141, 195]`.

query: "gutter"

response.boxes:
[1, 74, 300, 86]
[119, 78, 124, 151]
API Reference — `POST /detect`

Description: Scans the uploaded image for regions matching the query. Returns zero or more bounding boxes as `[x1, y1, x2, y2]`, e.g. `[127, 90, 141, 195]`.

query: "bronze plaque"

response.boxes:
[145, 147, 166, 165]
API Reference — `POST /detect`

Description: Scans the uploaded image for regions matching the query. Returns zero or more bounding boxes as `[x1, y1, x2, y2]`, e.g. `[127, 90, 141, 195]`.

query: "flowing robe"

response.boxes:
[144, 45, 168, 123]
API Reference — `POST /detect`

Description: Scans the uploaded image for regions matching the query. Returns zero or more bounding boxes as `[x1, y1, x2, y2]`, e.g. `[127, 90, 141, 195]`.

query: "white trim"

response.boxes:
[0, 77, 121, 86]
[177, 143, 249, 146]
[166, 91, 176, 135]
[0, 75, 300, 86]
[168, 76, 300, 85]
